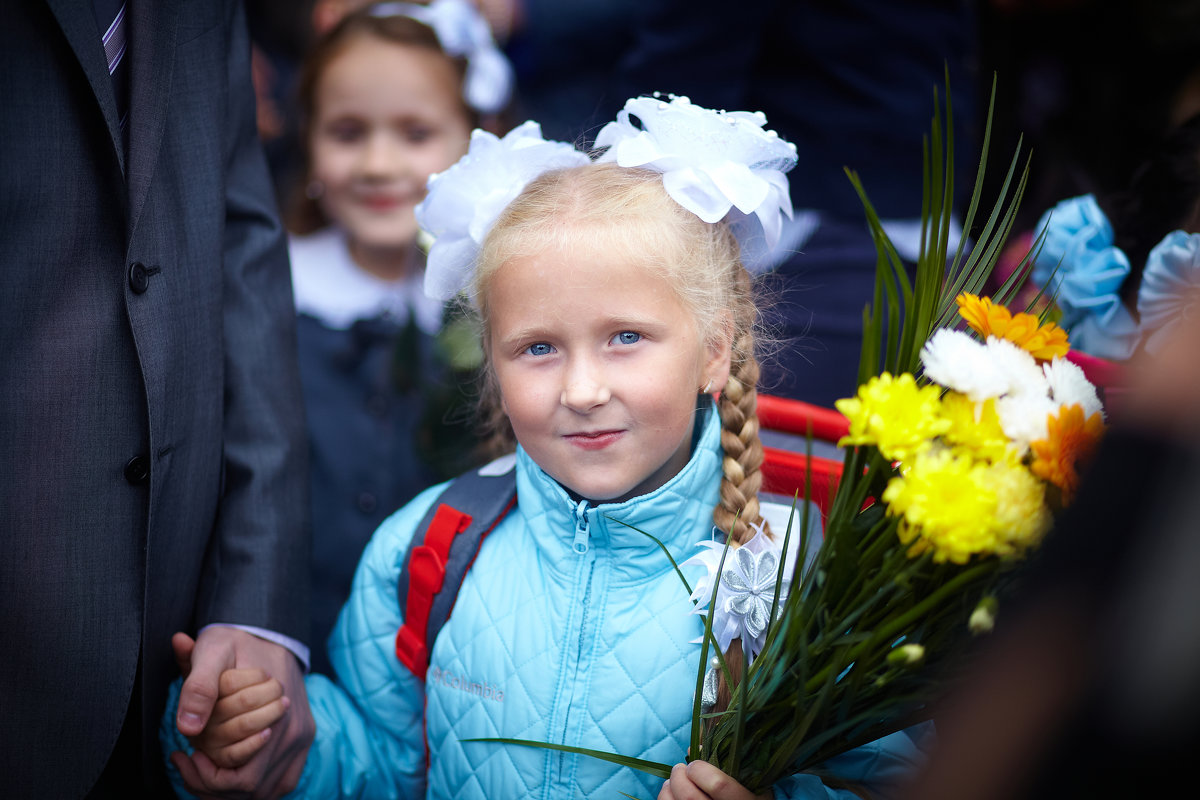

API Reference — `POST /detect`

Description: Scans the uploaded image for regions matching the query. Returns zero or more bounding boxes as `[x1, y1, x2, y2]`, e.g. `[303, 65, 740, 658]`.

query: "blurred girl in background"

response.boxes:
[286, 0, 512, 674]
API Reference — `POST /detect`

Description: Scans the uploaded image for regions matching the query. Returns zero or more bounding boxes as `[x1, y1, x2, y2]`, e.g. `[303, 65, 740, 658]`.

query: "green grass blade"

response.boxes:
[463, 738, 673, 779]
[608, 515, 693, 597]
[694, 527, 735, 763]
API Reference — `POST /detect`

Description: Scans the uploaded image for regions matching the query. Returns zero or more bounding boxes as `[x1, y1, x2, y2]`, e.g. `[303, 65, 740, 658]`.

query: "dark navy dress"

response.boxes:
[290, 229, 481, 675]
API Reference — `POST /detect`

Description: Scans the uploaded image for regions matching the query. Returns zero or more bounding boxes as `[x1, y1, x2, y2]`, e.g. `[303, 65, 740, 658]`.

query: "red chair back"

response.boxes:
[756, 394, 848, 523]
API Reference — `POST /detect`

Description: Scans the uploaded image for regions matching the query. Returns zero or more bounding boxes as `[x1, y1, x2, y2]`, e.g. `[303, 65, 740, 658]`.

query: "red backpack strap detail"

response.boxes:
[395, 504, 473, 678]
[394, 468, 518, 679]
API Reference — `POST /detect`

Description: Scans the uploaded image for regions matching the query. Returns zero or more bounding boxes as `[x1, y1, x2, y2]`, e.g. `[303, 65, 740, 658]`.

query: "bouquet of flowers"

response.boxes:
[473, 81, 1108, 795]
[680, 83, 1108, 793]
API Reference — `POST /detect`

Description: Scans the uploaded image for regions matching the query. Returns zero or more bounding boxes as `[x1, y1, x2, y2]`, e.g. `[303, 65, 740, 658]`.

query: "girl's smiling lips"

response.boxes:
[359, 193, 407, 211]
[564, 430, 624, 450]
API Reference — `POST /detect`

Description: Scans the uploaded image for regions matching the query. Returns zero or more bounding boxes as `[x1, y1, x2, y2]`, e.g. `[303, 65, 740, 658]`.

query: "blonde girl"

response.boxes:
[164, 97, 924, 800]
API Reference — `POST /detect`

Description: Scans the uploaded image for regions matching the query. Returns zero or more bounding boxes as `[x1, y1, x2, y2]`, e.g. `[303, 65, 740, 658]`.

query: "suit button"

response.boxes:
[128, 262, 150, 294]
[124, 455, 150, 485]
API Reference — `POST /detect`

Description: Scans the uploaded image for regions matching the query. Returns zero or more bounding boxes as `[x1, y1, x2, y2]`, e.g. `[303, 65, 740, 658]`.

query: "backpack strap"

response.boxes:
[395, 464, 517, 679]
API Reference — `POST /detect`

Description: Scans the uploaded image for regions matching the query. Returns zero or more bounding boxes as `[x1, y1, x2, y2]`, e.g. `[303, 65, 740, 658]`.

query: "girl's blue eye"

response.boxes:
[613, 331, 641, 345]
[525, 343, 554, 356]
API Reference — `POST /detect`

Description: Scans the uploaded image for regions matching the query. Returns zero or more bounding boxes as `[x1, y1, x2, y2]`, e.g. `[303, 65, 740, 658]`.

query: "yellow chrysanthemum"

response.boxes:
[985, 460, 1051, 554]
[940, 392, 1016, 464]
[956, 293, 1070, 360]
[882, 449, 1000, 564]
[835, 373, 950, 461]
[1030, 404, 1106, 504]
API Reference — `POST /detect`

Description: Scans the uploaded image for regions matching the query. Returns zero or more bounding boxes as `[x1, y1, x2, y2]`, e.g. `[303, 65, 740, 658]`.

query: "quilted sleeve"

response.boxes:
[771, 724, 933, 800]
[283, 483, 450, 798]
[159, 485, 449, 799]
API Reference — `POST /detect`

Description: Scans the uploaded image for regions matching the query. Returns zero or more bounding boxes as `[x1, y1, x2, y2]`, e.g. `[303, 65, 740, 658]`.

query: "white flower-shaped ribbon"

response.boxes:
[1138, 230, 1200, 354]
[415, 121, 589, 301]
[594, 94, 798, 251]
[370, 0, 514, 113]
[684, 524, 790, 662]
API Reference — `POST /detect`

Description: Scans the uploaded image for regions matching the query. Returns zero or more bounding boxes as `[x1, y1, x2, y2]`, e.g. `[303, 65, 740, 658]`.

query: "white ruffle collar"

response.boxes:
[288, 227, 443, 334]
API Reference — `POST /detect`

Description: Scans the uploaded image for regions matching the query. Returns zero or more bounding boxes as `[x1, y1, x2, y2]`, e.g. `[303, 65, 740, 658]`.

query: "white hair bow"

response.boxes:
[370, 0, 514, 114]
[415, 121, 590, 301]
[595, 94, 798, 252]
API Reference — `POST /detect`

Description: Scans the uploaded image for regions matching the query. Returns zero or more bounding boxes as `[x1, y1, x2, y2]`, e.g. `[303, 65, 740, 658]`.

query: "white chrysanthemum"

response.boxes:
[683, 525, 789, 661]
[983, 336, 1048, 398]
[594, 94, 797, 249]
[415, 121, 589, 301]
[1043, 357, 1104, 420]
[920, 329, 1008, 400]
[996, 392, 1057, 452]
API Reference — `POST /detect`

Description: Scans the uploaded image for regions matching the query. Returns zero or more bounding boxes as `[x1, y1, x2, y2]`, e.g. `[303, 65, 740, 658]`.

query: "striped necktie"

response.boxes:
[91, 0, 129, 132]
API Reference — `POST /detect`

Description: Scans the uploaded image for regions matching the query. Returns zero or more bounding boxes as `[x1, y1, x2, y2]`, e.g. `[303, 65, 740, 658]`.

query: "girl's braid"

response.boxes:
[713, 329, 769, 544]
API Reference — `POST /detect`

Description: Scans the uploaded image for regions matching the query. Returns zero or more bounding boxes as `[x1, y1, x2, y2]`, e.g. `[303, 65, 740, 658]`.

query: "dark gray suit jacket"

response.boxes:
[0, 2, 310, 796]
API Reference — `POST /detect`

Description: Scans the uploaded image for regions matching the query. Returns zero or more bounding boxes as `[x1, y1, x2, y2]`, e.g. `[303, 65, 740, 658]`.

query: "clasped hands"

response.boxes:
[169, 627, 314, 800]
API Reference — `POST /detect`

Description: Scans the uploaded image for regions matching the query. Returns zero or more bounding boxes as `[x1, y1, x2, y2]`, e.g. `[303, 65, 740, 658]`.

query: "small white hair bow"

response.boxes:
[370, 0, 514, 114]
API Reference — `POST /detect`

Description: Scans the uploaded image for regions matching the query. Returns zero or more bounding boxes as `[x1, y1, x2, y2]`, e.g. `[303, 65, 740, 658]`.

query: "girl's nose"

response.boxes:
[361, 133, 402, 176]
[560, 361, 611, 412]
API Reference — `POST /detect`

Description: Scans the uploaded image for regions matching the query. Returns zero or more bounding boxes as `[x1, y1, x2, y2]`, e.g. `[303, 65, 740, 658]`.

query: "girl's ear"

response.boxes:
[703, 310, 735, 392]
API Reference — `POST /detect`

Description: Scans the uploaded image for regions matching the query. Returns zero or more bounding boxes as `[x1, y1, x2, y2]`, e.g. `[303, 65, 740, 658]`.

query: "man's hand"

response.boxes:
[170, 627, 314, 799]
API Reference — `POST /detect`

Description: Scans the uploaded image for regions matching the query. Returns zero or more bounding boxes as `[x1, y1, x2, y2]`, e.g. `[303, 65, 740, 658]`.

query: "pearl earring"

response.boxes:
[700, 379, 713, 394]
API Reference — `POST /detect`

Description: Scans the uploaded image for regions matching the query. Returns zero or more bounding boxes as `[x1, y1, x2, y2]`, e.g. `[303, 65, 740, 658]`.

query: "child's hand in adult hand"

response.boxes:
[658, 760, 772, 800]
[171, 627, 314, 799]
[174, 634, 288, 769]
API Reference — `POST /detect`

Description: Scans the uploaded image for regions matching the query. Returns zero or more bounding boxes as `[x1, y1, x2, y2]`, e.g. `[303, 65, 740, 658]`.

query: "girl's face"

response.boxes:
[487, 242, 732, 504]
[310, 35, 471, 273]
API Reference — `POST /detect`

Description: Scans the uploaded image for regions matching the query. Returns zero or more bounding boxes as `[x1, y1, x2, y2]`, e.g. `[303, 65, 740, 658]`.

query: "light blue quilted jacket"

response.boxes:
[162, 406, 927, 799]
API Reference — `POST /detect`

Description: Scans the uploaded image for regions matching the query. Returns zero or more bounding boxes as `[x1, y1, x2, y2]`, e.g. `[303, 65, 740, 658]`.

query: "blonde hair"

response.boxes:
[475, 162, 771, 544]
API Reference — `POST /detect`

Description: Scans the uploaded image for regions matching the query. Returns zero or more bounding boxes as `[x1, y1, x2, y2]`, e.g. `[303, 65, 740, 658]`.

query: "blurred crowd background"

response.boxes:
[246, 0, 1200, 241]
[244, 0, 1200, 406]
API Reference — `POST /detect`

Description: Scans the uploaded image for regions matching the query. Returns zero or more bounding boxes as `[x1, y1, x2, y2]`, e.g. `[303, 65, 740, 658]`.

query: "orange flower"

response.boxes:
[1030, 404, 1105, 503]
[956, 293, 1070, 360]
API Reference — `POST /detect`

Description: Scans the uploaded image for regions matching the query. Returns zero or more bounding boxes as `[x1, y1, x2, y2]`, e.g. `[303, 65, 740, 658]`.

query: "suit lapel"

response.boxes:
[45, 0, 126, 177]
[126, 0, 180, 237]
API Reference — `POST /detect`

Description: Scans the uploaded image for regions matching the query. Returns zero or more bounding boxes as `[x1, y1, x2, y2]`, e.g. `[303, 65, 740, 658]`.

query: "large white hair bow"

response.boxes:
[415, 121, 589, 301]
[370, 0, 514, 113]
[595, 94, 798, 251]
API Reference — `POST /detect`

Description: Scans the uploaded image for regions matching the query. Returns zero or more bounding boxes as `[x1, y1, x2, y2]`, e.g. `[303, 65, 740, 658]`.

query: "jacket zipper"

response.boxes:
[555, 500, 596, 787]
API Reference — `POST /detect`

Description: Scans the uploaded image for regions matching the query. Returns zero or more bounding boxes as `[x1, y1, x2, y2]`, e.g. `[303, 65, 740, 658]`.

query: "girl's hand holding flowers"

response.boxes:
[659, 760, 771, 800]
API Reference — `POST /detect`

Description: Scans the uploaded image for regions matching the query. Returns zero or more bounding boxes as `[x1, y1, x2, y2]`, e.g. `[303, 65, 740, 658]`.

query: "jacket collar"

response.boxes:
[44, 0, 179, 232]
[45, 0, 126, 175]
[124, 0, 179, 235]
[514, 401, 723, 577]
